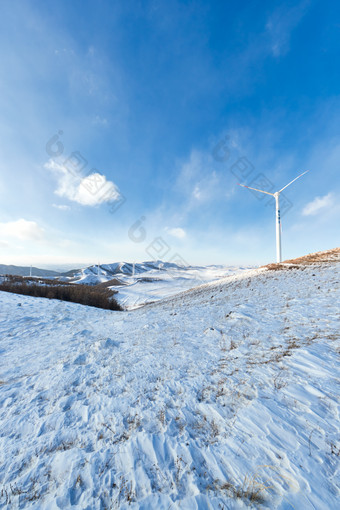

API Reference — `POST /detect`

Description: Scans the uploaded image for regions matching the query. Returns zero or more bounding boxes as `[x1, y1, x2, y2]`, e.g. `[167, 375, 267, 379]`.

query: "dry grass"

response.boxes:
[273, 368, 288, 390]
[210, 465, 297, 506]
[211, 473, 272, 503]
[329, 442, 340, 456]
[0, 478, 41, 505]
[102, 423, 130, 445]
[158, 408, 166, 426]
[264, 247, 340, 272]
[265, 263, 300, 271]
[284, 247, 340, 265]
[112, 475, 136, 508]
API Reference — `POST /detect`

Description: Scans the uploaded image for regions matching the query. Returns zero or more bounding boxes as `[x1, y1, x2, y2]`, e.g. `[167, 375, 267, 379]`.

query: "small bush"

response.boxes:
[0, 276, 122, 311]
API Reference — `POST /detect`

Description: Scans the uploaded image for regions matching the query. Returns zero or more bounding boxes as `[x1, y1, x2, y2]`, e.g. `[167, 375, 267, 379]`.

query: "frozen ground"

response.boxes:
[0, 251, 339, 509]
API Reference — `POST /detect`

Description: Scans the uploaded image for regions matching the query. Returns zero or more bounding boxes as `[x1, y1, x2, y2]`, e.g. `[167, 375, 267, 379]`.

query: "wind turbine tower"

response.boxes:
[238, 171, 309, 263]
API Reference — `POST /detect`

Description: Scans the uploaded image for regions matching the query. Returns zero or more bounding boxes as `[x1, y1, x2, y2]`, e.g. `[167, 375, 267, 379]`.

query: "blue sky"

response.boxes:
[0, 0, 339, 269]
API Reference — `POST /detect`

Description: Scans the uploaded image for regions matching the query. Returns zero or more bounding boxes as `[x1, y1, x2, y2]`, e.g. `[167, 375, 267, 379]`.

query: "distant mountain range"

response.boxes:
[0, 264, 62, 277]
[0, 261, 193, 279]
[0, 261, 253, 309]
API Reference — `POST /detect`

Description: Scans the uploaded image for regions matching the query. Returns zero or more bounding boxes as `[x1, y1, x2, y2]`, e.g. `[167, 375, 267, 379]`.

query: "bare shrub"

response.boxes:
[0, 276, 122, 311]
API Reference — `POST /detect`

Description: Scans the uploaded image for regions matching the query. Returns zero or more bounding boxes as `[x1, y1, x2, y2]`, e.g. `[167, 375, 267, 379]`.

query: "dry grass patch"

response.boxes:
[264, 247, 340, 272]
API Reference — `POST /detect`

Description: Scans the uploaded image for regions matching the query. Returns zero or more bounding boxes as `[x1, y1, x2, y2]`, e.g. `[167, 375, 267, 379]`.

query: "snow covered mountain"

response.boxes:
[0, 261, 254, 309]
[0, 260, 255, 310]
[0, 248, 339, 508]
[67, 260, 254, 309]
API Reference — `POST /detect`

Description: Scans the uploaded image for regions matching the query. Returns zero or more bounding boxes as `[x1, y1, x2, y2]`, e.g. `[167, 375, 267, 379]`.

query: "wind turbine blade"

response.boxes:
[279, 170, 309, 193]
[237, 183, 275, 196]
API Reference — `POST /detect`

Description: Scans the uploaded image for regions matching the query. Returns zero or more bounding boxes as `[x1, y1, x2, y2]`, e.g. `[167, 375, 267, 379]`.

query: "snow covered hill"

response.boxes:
[68, 261, 253, 309]
[0, 249, 339, 509]
[1, 260, 255, 309]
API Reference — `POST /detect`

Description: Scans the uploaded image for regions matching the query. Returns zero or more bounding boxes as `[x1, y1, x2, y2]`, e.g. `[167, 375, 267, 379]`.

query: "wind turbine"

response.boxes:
[238, 170, 309, 263]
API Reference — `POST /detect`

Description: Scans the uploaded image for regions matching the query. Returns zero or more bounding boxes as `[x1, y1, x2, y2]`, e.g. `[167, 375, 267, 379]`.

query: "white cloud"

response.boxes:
[192, 185, 201, 200]
[191, 171, 220, 203]
[176, 150, 227, 205]
[77, 173, 120, 206]
[0, 219, 45, 241]
[54, 48, 75, 56]
[52, 204, 71, 211]
[45, 159, 121, 206]
[266, 1, 309, 57]
[166, 227, 186, 239]
[93, 115, 108, 126]
[302, 193, 334, 216]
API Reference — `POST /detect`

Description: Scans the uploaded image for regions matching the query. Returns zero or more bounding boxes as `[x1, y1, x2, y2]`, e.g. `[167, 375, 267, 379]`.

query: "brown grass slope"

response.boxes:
[264, 247, 340, 271]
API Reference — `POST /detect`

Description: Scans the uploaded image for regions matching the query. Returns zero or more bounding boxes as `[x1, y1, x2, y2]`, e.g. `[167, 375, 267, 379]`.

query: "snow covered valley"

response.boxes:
[0, 251, 339, 509]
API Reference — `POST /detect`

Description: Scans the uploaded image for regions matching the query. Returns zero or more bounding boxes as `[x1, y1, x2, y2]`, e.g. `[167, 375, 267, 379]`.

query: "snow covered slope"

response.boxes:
[111, 264, 254, 309]
[0, 250, 339, 509]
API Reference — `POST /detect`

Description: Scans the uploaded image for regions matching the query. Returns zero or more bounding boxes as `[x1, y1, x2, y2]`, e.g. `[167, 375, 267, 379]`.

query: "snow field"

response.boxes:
[0, 260, 339, 509]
